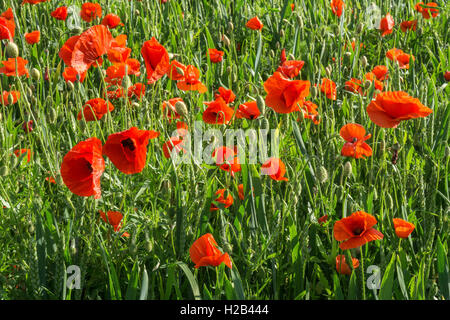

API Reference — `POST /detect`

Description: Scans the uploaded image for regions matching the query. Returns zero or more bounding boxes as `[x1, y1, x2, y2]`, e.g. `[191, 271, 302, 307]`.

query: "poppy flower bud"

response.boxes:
[316, 166, 328, 184]
[26, 86, 33, 98]
[392, 142, 401, 152]
[445, 145, 450, 158]
[175, 66, 185, 76]
[145, 239, 153, 252]
[30, 68, 40, 81]
[269, 49, 275, 58]
[386, 193, 393, 209]
[364, 79, 372, 89]
[310, 85, 318, 98]
[344, 51, 352, 60]
[276, 41, 280, 49]
[79, 119, 86, 131]
[259, 118, 269, 129]
[22, 120, 34, 133]
[28, 221, 35, 234]
[343, 161, 352, 179]
[279, 29, 285, 37]
[67, 80, 75, 91]
[296, 14, 303, 28]
[0, 166, 8, 177]
[222, 34, 230, 47]
[326, 66, 332, 77]
[357, 22, 364, 33]
[131, 102, 140, 109]
[228, 21, 234, 32]
[122, 75, 132, 90]
[10, 155, 18, 168]
[6, 42, 19, 58]
[7, 93, 14, 105]
[174, 100, 188, 118]
[135, 9, 140, 16]
[361, 55, 368, 68]
[70, 238, 77, 256]
[256, 95, 266, 115]
[48, 107, 57, 123]
[379, 140, 386, 154]
[288, 53, 295, 61]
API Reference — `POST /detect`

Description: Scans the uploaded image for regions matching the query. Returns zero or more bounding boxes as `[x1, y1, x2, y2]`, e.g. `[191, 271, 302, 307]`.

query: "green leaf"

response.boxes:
[177, 262, 201, 300]
[379, 254, 396, 300]
[437, 237, 450, 300]
[139, 267, 149, 300]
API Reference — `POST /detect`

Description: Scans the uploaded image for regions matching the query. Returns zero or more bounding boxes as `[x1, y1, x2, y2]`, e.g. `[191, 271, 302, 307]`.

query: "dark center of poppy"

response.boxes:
[352, 137, 358, 143]
[86, 161, 93, 173]
[353, 227, 363, 236]
[121, 138, 136, 151]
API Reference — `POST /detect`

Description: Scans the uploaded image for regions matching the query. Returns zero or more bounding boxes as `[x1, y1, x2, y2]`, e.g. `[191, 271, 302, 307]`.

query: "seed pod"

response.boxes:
[174, 101, 188, 118]
[256, 95, 266, 115]
[6, 42, 19, 58]
[30, 68, 40, 81]
[316, 166, 328, 184]
[343, 161, 352, 179]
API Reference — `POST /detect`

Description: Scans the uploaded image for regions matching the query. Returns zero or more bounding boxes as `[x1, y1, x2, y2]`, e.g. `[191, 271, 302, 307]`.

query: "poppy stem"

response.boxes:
[360, 246, 366, 299]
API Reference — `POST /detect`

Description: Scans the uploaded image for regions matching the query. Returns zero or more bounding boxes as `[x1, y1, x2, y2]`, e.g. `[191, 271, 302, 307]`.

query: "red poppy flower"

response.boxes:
[238, 184, 245, 200]
[162, 137, 186, 159]
[13, 149, 32, 163]
[99, 210, 130, 237]
[212, 146, 241, 176]
[22, 120, 33, 133]
[336, 255, 360, 275]
[298, 100, 320, 125]
[141, 37, 170, 84]
[107, 47, 131, 64]
[386, 48, 414, 69]
[364, 72, 383, 91]
[445, 71, 450, 82]
[0, 57, 29, 77]
[177, 65, 208, 93]
[236, 101, 261, 120]
[366, 91, 432, 128]
[105, 85, 124, 100]
[333, 211, 384, 250]
[71, 25, 115, 75]
[103, 127, 160, 174]
[102, 13, 124, 29]
[379, 13, 394, 37]
[400, 20, 417, 32]
[340, 123, 372, 159]
[0, 8, 15, 40]
[246, 16, 263, 30]
[80, 3, 102, 23]
[63, 67, 87, 83]
[202, 99, 234, 124]
[280, 48, 287, 65]
[127, 83, 145, 100]
[77, 98, 114, 121]
[1, 90, 20, 105]
[104, 64, 126, 85]
[392, 218, 415, 238]
[176, 121, 189, 137]
[167, 60, 186, 81]
[24, 30, 40, 44]
[320, 78, 337, 100]
[51, 6, 68, 20]
[45, 176, 56, 184]
[264, 71, 310, 113]
[21, 0, 49, 4]
[115, 34, 127, 47]
[161, 97, 183, 122]
[415, 2, 439, 19]
[372, 65, 389, 81]
[276, 60, 305, 79]
[331, 0, 344, 17]
[318, 215, 329, 225]
[344, 78, 363, 95]
[215, 87, 236, 104]
[189, 233, 232, 269]
[59, 35, 81, 67]
[210, 189, 234, 211]
[208, 48, 224, 63]
[261, 157, 288, 181]
[60, 137, 105, 199]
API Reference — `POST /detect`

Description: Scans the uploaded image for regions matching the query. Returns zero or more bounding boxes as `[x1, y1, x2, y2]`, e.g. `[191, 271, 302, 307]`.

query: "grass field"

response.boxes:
[0, 0, 449, 300]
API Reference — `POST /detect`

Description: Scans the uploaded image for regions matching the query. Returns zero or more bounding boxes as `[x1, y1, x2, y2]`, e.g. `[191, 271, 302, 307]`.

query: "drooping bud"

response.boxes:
[386, 193, 393, 209]
[288, 53, 295, 61]
[296, 14, 303, 28]
[343, 161, 352, 179]
[310, 85, 318, 98]
[0, 166, 9, 177]
[228, 21, 234, 32]
[67, 80, 75, 91]
[222, 34, 230, 47]
[361, 56, 368, 68]
[7, 93, 14, 105]
[175, 66, 184, 76]
[316, 166, 328, 184]
[174, 100, 188, 118]
[30, 68, 41, 81]
[445, 145, 450, 158]
[256, 95, 265, 115]
[6, 42, 19, 58]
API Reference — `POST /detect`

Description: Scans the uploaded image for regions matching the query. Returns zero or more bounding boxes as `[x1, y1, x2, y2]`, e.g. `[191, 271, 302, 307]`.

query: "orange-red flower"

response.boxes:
[276, 60, 305, 79]
[24, 30, 40, 44]
[208, 48, 224, 63]
[0, 8, 15, 40]
[13, 149, 32, 163]
[366, 91, 432, 128]
[238, 184, 245, 200]
[320, 78, 337, 100]
[213, 146, 241, 176]
[400, 20, 417, 32]
[415, 2, 439, 19]
[261, 157, 288, 181]
[102, 13, 124, 28]
[386, 48, 414, 69]
[21, 0, 49, 4]
[344, 78, 363, 95]
[127, 83, 145, 100]
[298, 100, 320, 124]
[340, 123, 372, 159]
[445, 71, 450, 82]
[246, 16, 263, 30]
[333, 211, 384, 250]
[51, 6, 68, 20]
[210, 189, 234, 211]
[77, 98, 115, 121]
[393, 218, 415, 238]
[372, 65, 389, 81]
[202, 99, 234, 124]
[80, 3, 102, 22]
[236, 101, 261, 120]
[1, 90, 20, 105]
[99, 210, 130, 237]
[102, 127, 160, 174]
[161, 97, 183, 122]
[264, 72, 310, 113]
[336, 255, 360, 275]
[167, 60, 186, 81]
[63, 67, 87, 83]
[189, 233, 232, 269]
[379, 13, 394, 36]
[141, 37, 170, 84]
[0, 57, 29, 77]
[331, 0, 344, 17]
[162, 136, 186, 159]
[60, 137, 105, 199]
[177, 65, 207, 93]
[364, 72, 384, 91]
[215, 87, 236, 104]
[318, 215, 329, 225]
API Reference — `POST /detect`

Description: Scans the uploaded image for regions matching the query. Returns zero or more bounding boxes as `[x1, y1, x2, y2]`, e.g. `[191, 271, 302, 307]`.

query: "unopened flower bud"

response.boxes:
[361, 56, 368, 68]
[392, 142, 401, 152]
[343, 161, 352, 179]
[310, 85, 318, 98]
[30, 68, 40, 81]
[386, 193, 393, 209]
[269, 49, 275, 58]
[6, 42, 19, 58]
[222, 34, 230, 47]
[279, 29, 285, 38]
[296, 14, 303, 28]
[174, 101, 188, 118]
[228, 21, 234, 32]
[445, 145, 450, 158]
[72, 26, 83, 35]
[175, 66, 184, 76]
[316, 166, 328, 184]
[0, 166, 9, 177]
[256, 95, 265, 115]
[7, 93, 14, 105]
[364, 80, 372, 89]
[259, 118, 269, 129]
[67, 80, 75, 91]
[288, 53, 295, 61]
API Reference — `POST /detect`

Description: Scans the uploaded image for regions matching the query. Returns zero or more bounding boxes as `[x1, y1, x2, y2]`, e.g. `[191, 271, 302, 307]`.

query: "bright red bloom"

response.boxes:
[0, 8, 15, 40]
[101, 13, 124, 29]
[127, 83, 146, 100]
[333, 211, 384, 250]
[208, 48, 224, 63]
[189, 233, 232, 269]
[0, 57, 29, 77]
[277, 60, 305, 79]
[99, 210, 130, 237]
[415, 2, 439, 19]
[161, 97, 183, 122]
[298, 100, 320, 125]
[22, 120, 33, 133]
[379, 13, 394, 37]
[215, 87, 236, 104]
[60, 137, 105, 199]
[264, 71, 310, 113]
[445, 71, 450, 82]
[236, 101, 261, 120]
[261, 157, 288, 181]
[202, 99, 234, 124]
[167, 60, 186, 81]
[336, 255, 360, 275]
[77, 98, 115, 121]
[177, 65, 208, 93]
[238, 184, 245, 200]
[331, 0, 344, 17]
[386, 48, 414, 69]
[246, 16, 263, 30]
[1, 90, 20, 105]
[318, 215, 329, 225]
[344, 78, 363, 95]
[63, 67, 87, 83]
[340, 123, 372, 159]
[400, 20, 417, 32]
[162, 137, 185, 159]
[80, 3, 102, 23]
[21, 0, 49, 4]
[210, 189, 234, 211]
[102, 127, 160, 174]
[392, 218, 415, 238]
[320, 78, 337, 100]
[366, 91, 432, 128]
[213, 146, 241, 176]
[364, 72, 384, 91]
[24, 30, 40, 44]
[372, 65, 389, 81]
[51, 6, 68, 21]
[13, 149, 32, 163]
[141, 37, 170, 84]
